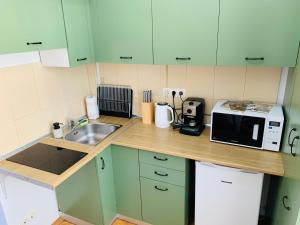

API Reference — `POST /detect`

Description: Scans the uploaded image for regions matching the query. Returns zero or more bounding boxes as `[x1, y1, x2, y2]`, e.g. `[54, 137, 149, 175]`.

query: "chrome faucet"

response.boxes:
[68, 116, 88, 131]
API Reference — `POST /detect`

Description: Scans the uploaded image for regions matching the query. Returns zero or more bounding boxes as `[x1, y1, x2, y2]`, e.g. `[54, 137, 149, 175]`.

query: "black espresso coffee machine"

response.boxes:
[179, 97, 205, 136]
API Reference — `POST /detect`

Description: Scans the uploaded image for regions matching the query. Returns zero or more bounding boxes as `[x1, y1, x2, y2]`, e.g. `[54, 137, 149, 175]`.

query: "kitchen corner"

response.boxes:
[0, 116, 284, 190]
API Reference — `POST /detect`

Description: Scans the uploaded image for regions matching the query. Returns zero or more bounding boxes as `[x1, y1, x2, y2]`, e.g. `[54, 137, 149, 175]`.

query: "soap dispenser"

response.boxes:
[52, 122, 64, 139]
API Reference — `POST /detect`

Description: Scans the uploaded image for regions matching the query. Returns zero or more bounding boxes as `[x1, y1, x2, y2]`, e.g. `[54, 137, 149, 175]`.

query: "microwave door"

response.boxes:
[212, 113, 265, 148]
[237, 116, 265, 148]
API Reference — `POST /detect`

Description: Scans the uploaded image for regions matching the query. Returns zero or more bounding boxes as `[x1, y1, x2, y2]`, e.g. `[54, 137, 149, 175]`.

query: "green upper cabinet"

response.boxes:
[96, 146, 117, 225]
[111, 145, 142, 220]
[62, 0, 94, 66]
[91, 0, 153, 64]
[16, 0, 67, 52]
[0, 0, 66, 54]
[217, 0, 300, 67]
[0, 0, 24, 54]
[152, 0, 219, 65]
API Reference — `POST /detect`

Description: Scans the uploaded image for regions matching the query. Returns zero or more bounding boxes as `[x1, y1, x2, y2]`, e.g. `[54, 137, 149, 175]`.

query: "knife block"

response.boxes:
[141, 102, 154, 124]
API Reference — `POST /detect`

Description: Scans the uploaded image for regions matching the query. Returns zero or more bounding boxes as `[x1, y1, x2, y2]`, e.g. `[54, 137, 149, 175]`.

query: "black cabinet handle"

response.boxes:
[100, 157, 105, 170]
[221, 180, 233, 184]
[154, 186, 168, 191]
[290, 136, 299, 157]
[288, 128, 297, 146]
[154, 171, 168, 177]
[120, 56, 133, 59]
[77, 57, 87, 62]
[245, 57, 264, 61]
[176, 57, 191, 60]
[153, 156, 168, 161]
[282, 195, 291, 211]
[26, 42, 42, 45]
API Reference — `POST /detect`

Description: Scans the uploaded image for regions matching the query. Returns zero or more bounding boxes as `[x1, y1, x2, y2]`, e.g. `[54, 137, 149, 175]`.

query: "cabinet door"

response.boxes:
[141, 178, 186, 225]
[96, 146, 117, 225]
[111, 145, 142, 220]
[273, 60, 300, 225]
[0, 0, 25, 54]
[16, 0, 67, 52]
[273, 178, 300, 225]
[195, 162, 263, 225]
[92, 0, 153, 64]
[282, 63, 300, 177]
[218, 0, 300, 67]
[62, 0, 94, 66]
[152, 0, 218, 65]
[56, 159, 104, 225]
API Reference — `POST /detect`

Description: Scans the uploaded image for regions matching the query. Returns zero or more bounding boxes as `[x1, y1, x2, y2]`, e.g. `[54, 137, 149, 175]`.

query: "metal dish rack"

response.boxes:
[97, 84, 133, 118]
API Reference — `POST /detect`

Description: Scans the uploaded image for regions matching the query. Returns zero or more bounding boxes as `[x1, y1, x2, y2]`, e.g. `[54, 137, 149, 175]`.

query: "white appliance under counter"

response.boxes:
[195, 161, 264, 225]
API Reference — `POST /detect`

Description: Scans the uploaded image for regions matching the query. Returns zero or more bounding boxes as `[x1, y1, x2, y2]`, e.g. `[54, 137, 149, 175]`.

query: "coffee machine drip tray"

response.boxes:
[180, 125, 205, 136]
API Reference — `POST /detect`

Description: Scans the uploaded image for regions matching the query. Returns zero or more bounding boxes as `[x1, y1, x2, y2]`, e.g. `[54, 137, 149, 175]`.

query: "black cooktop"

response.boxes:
[7, 143, 87, 175]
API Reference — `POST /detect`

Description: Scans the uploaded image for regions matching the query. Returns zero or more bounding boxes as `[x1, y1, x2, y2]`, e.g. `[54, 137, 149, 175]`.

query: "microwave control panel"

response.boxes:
[264, 120, 283, 151]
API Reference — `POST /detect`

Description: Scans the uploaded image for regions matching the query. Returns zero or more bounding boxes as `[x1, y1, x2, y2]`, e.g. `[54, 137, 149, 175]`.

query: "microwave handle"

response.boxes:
[252, 124, 259, 140]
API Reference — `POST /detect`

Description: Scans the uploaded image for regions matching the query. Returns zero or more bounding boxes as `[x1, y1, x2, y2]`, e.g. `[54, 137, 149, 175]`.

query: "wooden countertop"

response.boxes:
[113, 121, 284, 176]
[0, 117, 284, 188]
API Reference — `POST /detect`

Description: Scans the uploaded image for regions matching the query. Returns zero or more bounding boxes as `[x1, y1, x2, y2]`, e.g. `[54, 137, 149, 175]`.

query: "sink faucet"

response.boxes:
[69, 117, 89, 131]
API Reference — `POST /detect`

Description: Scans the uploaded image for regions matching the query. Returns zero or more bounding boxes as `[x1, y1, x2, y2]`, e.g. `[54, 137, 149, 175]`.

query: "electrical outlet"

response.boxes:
[21, 218, 30, 225]
[29, 211, 36, 220]
[163, 88, 186, 98]
[21, 210, 36, 225]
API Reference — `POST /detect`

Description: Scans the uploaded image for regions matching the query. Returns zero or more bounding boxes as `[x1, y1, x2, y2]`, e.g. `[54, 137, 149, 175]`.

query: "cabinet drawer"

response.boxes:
[140, 178, 186, 225]
[140, 163, 185, 187]
[139, 151, 186, 171]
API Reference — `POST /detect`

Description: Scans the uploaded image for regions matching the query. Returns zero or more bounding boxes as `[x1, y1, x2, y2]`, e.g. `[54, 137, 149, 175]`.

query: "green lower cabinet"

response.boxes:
[141, 178, 187, 225]
[272, 177, 300, 225]
[96, 146, 117, 225]
[139, 151, 186, 171]
[297, 209, 300, 225]
[111, 145, 142, 220]
[272, 56, 300, 225]
[56, 159, 104, 225]
[140, 163, 186, 187]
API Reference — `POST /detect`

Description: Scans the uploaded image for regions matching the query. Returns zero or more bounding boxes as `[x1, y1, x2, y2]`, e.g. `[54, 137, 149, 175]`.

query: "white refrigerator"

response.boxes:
[195, 162, 264, 225]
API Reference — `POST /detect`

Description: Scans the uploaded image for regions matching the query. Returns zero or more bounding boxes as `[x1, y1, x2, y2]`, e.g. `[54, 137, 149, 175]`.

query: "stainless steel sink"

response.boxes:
[64, 123, 121, 146]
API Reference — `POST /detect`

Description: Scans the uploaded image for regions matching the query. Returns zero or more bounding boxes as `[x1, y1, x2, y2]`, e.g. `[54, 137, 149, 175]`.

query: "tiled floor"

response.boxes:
[113, 219, 136, 225]
[53, 218, 135, 225]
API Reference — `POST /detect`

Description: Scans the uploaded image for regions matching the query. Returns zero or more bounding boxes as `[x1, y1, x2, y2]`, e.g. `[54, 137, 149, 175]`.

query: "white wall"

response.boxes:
[0, 201, 7, 225]
[0, 172, 59, 225]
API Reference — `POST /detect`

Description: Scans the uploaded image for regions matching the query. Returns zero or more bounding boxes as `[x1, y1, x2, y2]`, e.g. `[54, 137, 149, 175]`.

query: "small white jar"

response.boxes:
[52, 122, 63, 139]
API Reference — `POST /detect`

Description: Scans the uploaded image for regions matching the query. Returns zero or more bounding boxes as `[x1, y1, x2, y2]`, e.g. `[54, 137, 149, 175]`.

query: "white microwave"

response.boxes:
[210, 100, 284, 152]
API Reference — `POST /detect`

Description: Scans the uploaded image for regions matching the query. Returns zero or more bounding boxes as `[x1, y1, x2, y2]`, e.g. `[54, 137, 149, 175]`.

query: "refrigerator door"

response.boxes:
[195, 162, 264, 225]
